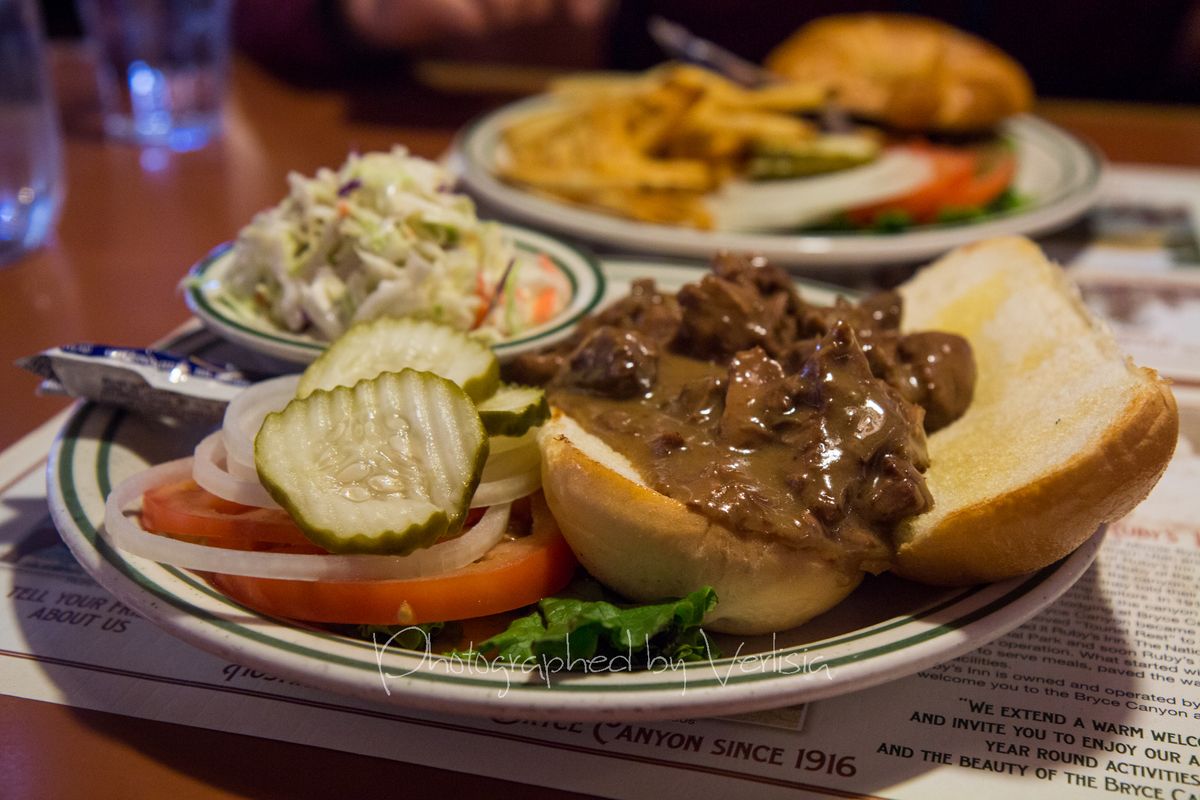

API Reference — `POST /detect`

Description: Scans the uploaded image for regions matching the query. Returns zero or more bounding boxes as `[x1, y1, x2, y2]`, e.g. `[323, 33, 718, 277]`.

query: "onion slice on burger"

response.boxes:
[471, 469, 541, 508]
[104, 458, 511, 581]
[222, 373, 300, 480]
[193, 431, 281, 509]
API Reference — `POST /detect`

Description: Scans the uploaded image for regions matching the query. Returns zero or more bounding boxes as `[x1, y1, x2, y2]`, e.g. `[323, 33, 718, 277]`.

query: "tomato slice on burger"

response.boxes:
[142, 478, 316, 548]
[144, 481, 578, 625]
[940, 147, 1017, 210]
[206, 494, 576, 625]
[848, 143, 1016, 226]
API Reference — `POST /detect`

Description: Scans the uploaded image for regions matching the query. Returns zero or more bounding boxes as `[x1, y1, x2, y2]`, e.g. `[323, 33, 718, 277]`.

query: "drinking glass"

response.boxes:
[79, 0, 232, 151]
[0, 0, 65, 266]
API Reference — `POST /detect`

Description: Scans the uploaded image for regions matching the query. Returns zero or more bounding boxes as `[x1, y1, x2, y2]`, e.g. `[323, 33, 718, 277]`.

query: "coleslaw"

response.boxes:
[224, 147, 567, 342]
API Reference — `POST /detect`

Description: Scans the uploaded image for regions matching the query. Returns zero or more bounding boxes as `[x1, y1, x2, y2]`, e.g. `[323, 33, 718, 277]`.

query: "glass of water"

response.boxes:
[0, 0, 65, 267]
[79, 0, 232, 151]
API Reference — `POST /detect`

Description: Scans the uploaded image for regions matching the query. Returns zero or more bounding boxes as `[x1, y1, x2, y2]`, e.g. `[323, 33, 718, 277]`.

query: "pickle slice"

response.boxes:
[747, 134, 881, 180]
[476, 384, 550, 437]
[256, 369, 488, 554]
[297, 317, 500, 401]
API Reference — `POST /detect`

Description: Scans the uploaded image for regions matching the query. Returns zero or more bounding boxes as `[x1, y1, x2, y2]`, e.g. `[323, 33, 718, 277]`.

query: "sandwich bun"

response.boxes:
[765, 14, 1034, 133]
[539, 237, 1178, 634]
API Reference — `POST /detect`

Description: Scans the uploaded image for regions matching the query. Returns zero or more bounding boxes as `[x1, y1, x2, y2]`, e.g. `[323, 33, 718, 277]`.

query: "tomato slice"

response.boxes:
[207, 493, 577, 625]
[142, 479, 316, 548]
[848, 143, 1014, 226]
[940, 148, 1016, 210]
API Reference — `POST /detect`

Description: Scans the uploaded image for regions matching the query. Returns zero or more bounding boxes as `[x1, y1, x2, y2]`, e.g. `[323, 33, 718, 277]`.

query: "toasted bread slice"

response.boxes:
[893, 236, 1178, 584]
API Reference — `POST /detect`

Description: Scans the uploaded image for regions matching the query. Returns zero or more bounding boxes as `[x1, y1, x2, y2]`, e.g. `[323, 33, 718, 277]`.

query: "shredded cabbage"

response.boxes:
[225, 147, 563, 342]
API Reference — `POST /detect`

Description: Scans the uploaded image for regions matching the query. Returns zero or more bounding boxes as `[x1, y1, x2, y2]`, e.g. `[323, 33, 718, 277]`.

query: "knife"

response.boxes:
[646, 16, 776, 88]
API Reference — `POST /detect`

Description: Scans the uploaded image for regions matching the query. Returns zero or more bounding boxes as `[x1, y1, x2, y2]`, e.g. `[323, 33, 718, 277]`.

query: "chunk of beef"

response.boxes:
[718, 348, 797, 448]
[649, 430, 686, 458]
[591, 278, 682, 345]
[788, 291, 975, 432]
[854, 290, 905, 378]
[505, 279, 679, 387]
[675, 275, 795, 359]
[795, 290, 900, 343]
[855, 452, 933, 525]
[711, 252, 804, 313]
[505, 351, 568, 386]
[858, 290, 903, 332]
[782, 320, 931, 529]
[556, 326, 659, 399]
[894, 331, 976, 431]
[665, 374, 726, 425]
[692, 459, 826, 543]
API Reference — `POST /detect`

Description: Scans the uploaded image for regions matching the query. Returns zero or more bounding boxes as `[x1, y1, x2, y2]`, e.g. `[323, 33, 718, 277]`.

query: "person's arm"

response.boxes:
[234, 0, 611, 85]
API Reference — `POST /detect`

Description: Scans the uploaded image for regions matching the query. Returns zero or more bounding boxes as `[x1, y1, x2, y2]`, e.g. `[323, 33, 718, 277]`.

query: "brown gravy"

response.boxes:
[509, 255, 975, 574]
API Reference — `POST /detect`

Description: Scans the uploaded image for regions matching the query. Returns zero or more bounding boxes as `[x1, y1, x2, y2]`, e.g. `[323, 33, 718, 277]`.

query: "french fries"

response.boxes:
[496, 64, 830, 229]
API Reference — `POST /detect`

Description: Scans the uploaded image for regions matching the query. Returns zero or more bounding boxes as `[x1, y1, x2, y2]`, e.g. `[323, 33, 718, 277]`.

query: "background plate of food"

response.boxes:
[184, 149, 605, 364]
[48, 240, 1174, 722]
[451, 18, 1103, 270]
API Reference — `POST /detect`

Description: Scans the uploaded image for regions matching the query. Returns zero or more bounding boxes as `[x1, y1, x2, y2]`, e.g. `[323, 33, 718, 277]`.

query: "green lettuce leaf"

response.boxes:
[347, 621, 452, 650]
[463, 587, 719, 669]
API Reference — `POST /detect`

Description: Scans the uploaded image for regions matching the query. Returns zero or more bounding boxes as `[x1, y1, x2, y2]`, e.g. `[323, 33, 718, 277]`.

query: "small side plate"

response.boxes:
[182, 225, 605, 364]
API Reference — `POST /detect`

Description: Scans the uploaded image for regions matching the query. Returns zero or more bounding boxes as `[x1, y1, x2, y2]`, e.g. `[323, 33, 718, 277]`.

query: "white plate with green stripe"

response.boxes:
[183, 224, 605, 365]
[48, 260, 1103, 721]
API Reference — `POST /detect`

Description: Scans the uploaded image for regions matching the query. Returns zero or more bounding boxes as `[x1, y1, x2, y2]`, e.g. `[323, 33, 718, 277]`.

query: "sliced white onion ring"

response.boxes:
[482, 439, 540, 482]
[708, 149, 933, 232]
[471, 468, 541, 508]
[223, 374, 300, 477]
[193, 431, 281, 509]
[225, 452, 259, 483]
[104, 458, 511, 581]
[489, 429, 537, 454]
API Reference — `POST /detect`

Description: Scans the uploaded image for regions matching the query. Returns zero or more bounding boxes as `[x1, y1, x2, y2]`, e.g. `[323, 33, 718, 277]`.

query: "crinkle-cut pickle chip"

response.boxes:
[477, 383, 549, 438]
[297, 316, 500, 401]
[256, 369, 489, 555]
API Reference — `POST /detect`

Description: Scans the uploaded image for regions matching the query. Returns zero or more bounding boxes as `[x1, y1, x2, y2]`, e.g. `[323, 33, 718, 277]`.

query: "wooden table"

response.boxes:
[1, 50, 1199, 798]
